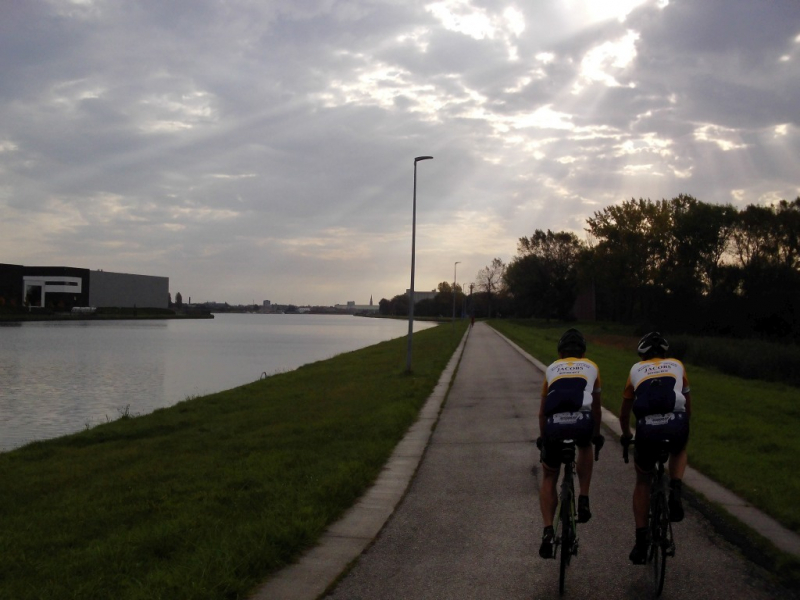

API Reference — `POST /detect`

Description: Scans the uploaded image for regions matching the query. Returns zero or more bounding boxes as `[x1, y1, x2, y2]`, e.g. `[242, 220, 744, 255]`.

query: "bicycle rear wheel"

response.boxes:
[558, 496, 572, 595]
[650, 496, 668, 596]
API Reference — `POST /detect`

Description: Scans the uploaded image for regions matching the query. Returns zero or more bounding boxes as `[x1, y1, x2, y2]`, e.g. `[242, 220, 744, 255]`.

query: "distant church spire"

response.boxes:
[370, 295, 373, 305]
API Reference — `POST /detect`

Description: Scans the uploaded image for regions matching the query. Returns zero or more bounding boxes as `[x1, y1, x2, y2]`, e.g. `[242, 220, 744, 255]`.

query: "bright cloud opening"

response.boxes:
[426, 0, 526, 59]
[139, 90, 216, 134]
[562, 0, 651, 24]
[574, 30, 640, 93]
[694, 124, 748, 151]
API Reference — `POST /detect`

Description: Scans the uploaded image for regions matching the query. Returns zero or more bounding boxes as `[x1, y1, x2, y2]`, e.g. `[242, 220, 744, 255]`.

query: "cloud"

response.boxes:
[1, 0, 798, 305]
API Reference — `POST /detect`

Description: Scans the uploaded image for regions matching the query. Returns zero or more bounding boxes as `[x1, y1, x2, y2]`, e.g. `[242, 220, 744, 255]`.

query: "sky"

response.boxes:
[1, 0, 799, 307]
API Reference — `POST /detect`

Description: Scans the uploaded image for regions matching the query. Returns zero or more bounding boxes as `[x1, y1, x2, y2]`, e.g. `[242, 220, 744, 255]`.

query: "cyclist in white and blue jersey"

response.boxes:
[620, 331, 692, 564]
[537, 329, 604, 559]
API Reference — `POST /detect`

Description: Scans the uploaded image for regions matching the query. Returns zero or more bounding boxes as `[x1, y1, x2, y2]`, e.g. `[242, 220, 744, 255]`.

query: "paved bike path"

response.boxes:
[324, 323, 783, 599]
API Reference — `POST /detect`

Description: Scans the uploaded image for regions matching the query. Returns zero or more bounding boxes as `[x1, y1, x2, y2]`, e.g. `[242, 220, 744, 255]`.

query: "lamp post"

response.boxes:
[469, 282, 474, 322]
[406, 155, 433, 373]
[452, 261, 460, 327]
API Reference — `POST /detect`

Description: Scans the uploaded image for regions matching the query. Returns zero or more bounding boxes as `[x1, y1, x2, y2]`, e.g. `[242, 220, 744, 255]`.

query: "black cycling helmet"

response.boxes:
[637, 331, 669, 358]
[557, 328, 586, 357]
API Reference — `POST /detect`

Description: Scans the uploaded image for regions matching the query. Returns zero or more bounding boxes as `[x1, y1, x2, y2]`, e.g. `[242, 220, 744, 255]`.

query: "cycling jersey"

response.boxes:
[541, 358, 601, 416]
[623, 358, 690, 419]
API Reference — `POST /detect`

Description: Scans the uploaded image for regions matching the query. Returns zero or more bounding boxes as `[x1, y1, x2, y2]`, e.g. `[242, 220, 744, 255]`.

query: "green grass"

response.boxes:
[0, 322, 467, 600]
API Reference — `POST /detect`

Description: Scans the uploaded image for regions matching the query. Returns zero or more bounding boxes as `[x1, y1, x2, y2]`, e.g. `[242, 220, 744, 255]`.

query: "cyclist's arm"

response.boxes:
[620, 376, 635, 437]
[538, 380, 548, 435]
[683, 371, 692, 417]
[620, 397, 634, 437]
[591, 382, 602, 437]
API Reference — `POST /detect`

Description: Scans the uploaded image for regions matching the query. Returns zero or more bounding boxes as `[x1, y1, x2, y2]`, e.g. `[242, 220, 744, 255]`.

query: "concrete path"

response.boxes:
[253, 322, 798, 600]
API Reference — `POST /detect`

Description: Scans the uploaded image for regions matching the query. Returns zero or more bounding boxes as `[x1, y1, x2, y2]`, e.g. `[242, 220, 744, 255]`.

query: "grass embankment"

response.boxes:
[490, 319, 800, 582]
[0, 322, 468, 600]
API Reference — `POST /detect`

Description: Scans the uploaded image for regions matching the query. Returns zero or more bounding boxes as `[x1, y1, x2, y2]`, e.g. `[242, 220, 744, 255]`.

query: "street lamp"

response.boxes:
[406, 155, 433, 373]
[469, 282, 474, 323]
[452, 261, 460, 327]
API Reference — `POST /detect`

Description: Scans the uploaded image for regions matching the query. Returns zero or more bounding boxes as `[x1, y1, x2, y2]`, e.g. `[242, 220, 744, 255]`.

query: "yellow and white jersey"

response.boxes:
[623, 358, 690, 417]
[541, 358, 601, 415]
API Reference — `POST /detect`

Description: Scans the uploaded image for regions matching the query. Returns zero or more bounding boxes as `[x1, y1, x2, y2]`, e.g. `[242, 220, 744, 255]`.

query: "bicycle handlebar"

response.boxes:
[621, 435, 633, 463]
[593, 434, 604, 462]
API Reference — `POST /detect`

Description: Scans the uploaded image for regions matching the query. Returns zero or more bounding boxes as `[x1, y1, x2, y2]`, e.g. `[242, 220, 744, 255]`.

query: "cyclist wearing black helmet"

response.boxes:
[537, 328, 604, 559]
[620, 331, 692, 565]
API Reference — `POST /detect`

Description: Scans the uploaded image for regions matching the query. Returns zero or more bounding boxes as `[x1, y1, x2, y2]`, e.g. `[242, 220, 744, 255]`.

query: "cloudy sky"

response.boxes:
[1, 0, 798, 306]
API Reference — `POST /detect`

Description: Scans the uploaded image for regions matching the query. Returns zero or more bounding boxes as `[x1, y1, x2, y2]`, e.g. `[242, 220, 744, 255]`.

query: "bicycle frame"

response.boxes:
[649, 444, 675, 596]
[552, 440, 578, 596]
[622, 436, 676, 596]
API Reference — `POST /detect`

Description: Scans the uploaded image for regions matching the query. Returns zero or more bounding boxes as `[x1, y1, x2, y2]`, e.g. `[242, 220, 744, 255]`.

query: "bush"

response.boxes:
[671, 335, 800, 387]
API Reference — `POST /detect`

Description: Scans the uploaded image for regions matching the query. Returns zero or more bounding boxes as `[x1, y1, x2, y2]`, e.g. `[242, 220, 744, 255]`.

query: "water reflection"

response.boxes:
[0, 314, 435, 451]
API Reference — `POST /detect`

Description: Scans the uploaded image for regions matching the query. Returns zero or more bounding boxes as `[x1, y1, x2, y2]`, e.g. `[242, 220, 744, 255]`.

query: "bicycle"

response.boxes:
[623, 437, 675, 597]
[545, 437, 602, 595]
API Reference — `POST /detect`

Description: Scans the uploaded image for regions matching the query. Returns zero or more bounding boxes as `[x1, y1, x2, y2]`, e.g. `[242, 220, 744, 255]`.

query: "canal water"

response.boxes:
[0, 313, 435, 451]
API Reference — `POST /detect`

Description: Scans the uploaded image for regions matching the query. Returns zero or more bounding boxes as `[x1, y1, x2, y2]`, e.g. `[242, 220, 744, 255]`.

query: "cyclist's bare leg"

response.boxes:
[668, 449, 687, 481]
[576, 445, 594, 496]
[633, 465, 651, 528]
[540, 464, 559, 527]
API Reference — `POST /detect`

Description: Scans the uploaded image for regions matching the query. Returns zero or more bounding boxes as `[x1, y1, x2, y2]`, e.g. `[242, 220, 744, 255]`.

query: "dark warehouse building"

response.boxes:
[0, 264, 169, 310]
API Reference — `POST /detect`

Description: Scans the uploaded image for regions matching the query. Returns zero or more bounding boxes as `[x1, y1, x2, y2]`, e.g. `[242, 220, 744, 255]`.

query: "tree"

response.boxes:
[381, 294, 408, 316]
[475, 258, 506, 317]
[585, 199, 660, 321]
[583, 194, 800, 338]
[669, 195, 737, 297]
[175, 292, 183, 309]
[505, 230, 585, 319]
[726, 198, 800, 339]
[585, 196, 714, 322]
[775, 198, 800, 269]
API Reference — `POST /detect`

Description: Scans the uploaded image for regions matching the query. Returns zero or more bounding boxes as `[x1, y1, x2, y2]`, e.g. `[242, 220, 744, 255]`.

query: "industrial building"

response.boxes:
[0, 264, 169, 310]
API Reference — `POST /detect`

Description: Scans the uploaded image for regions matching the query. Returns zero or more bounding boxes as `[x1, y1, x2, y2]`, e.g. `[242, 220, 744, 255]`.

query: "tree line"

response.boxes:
[381, 194, 800, 341]
[506, 194, 800, 340]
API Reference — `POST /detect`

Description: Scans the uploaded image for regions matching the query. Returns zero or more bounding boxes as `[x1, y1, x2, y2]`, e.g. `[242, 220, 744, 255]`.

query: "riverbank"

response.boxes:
[0, 321, 467, 600]
[0, 308, 213, 322]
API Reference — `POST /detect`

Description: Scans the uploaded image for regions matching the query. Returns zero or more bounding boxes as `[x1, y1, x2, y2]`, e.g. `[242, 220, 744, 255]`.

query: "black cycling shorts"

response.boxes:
[633, 412, 690, 472]
[541, 411, 593, 470]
